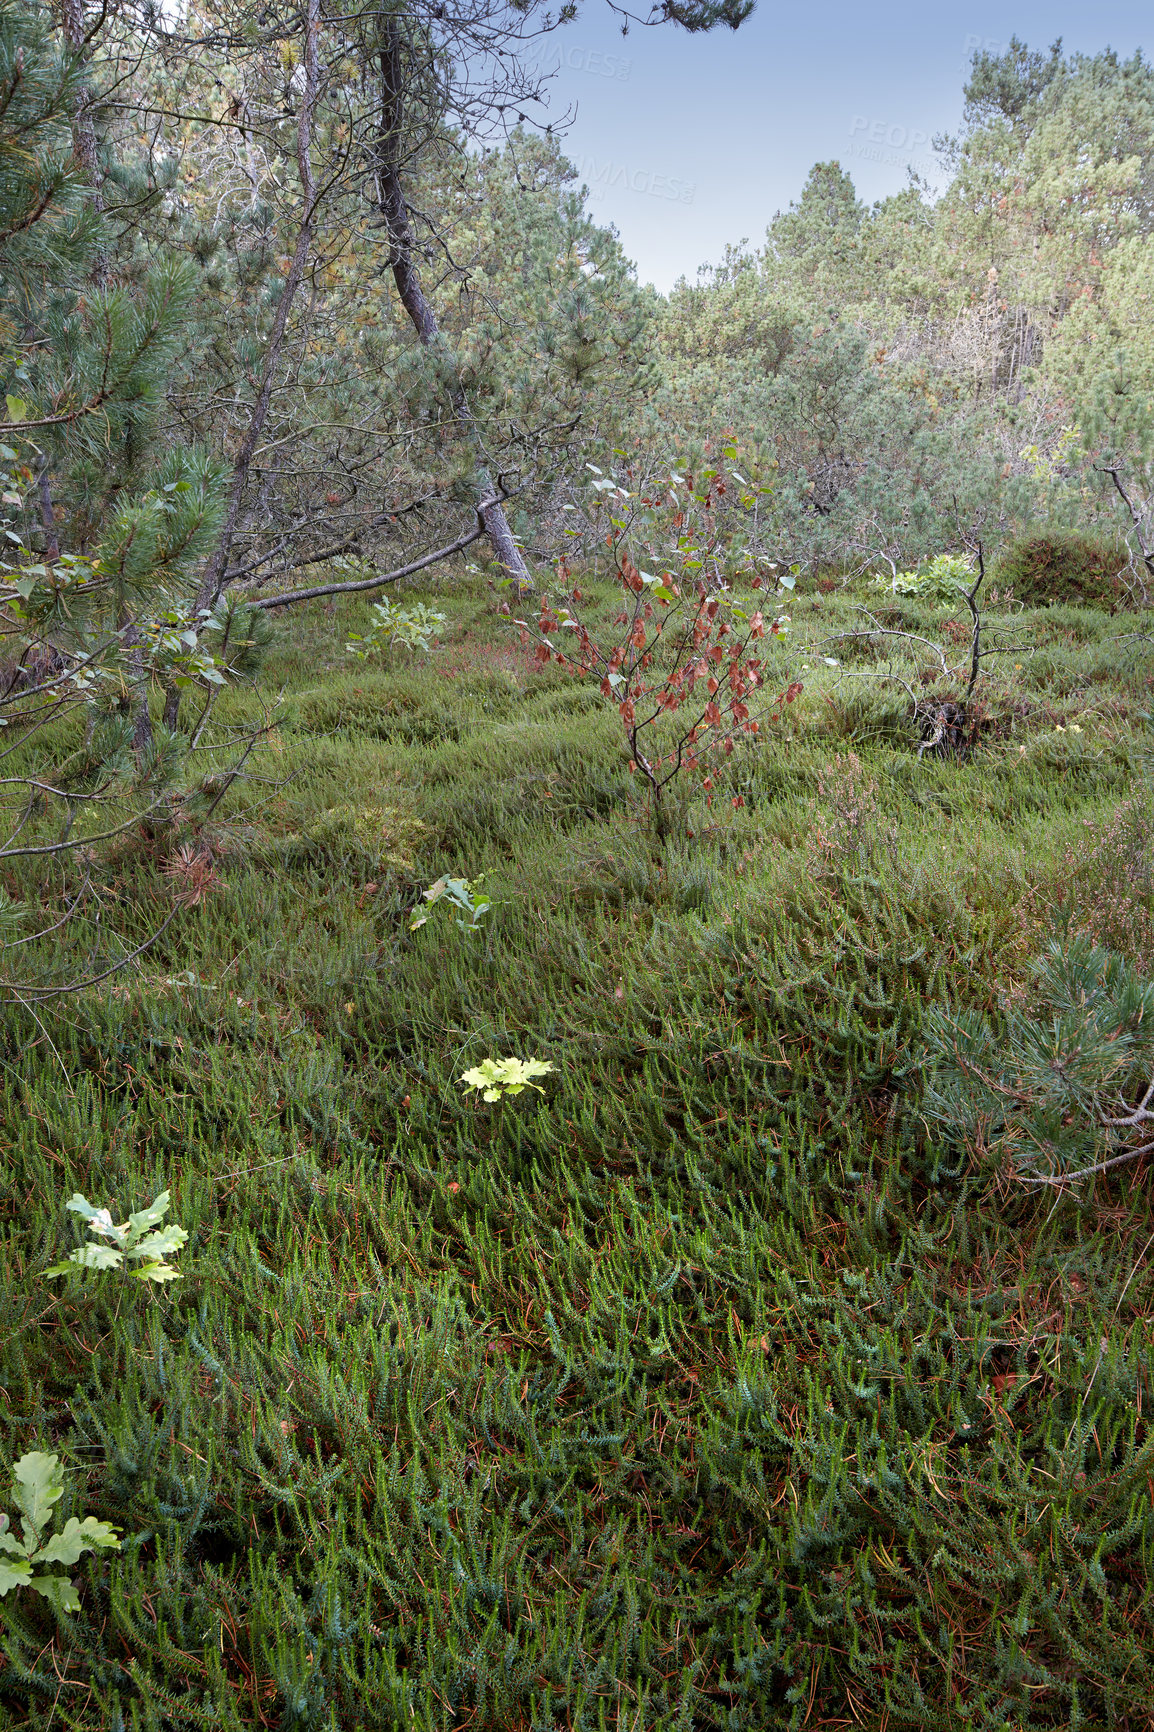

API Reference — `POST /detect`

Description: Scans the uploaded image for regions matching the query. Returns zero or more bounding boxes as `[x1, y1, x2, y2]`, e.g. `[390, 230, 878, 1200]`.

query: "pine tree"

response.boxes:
[923, 936, 1154, 1184]
[0, 0, 235, 1001]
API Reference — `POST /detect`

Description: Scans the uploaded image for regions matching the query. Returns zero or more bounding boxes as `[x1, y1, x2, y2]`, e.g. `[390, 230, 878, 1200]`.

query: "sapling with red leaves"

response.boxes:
[520, 457, 800, 840]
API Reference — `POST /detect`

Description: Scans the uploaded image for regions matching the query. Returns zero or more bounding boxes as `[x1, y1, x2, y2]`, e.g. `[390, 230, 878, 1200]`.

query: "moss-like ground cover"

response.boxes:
[2, 575, 1153, 1729]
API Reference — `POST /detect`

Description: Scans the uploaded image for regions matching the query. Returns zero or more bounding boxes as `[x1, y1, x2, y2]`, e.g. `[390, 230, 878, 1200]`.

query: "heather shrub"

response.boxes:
[1064, 794, 1154, 971]
[994, 533, 1128, 609]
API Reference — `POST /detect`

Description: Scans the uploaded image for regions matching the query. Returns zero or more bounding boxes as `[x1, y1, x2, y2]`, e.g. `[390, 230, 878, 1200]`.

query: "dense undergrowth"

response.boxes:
[2, 573, 1154, 1729]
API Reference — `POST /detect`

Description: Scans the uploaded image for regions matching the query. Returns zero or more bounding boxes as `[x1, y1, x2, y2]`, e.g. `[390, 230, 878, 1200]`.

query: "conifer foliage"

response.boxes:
[0, 1, 260, 1002]
[924, 936, 1154, 1184]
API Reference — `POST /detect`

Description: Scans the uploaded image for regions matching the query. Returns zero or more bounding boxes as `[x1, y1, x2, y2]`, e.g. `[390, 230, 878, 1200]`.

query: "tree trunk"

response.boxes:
[36, 462, 59, 563]
[60, 0, 108, 283]
[62, 2, 159, 760]
[164, 0, 322, 730]
[373, 13, 533, 595]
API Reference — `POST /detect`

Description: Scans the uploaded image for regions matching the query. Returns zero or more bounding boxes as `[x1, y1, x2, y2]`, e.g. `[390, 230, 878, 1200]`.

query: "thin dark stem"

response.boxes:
[245, 518, 491, 611]
[963, 542, 985, 705]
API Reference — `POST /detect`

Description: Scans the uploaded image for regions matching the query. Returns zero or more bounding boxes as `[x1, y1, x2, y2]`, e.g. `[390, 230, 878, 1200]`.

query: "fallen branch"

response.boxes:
[245, 518, 489, 611]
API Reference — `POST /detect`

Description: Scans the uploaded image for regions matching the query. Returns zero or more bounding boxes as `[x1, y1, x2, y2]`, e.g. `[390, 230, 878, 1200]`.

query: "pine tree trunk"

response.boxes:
[60, 0, 105, 228]
[62, 2, 157, 759]
[373, 14, 533, 595]
[164, 0, 322, 731]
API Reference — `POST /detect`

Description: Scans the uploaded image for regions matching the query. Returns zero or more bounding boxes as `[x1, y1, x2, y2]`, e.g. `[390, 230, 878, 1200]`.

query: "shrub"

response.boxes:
[871, 553, 975, 604]
[45, 1191, 187, 1285]
[993, 533, 1127, 609]
[0, 1453, 120, 1613]
[459, 1056, 555, 1100]
[409, 875, 497, 934]
[923, 935, 1154, 1184]
[346, 600, 447, 664]
[523, 456, 794, 839]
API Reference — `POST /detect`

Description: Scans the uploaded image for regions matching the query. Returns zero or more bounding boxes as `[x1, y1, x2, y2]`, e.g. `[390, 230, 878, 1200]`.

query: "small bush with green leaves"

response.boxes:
[409, 874, 496, 934]
[459, 1056, 555, 1100]
[0, 1453, 120, 1613]
[871, 552, 975, 604]
[45, 1191, 187, 1284]
[346, 599, 447, 663]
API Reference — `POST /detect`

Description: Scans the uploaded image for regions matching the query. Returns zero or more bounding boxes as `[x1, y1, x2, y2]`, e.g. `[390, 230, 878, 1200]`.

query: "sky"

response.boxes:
[517, 0, 1152, 292]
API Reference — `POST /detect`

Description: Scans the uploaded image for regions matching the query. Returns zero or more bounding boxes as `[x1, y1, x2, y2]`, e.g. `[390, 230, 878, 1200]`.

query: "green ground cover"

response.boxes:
[2, 574, 1153, 1729]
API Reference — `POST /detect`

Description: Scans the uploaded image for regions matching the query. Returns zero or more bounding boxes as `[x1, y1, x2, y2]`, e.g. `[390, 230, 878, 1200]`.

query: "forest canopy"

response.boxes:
[4, 12, 1154, 630]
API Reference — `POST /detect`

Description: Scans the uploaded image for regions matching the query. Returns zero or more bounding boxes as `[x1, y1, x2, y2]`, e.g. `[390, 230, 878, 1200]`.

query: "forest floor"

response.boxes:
[2, 571, 1154, 1729]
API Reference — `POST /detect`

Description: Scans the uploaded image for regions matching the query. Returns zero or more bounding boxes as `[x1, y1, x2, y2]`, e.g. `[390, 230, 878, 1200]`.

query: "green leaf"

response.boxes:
[460, 1057, 556, 1101]
[29, 1573, 80, 1614]
[5, 396, 28, 425]
[12, 1454, 64, 1537]
[34, 1516, 120, 1568]
[52, 1244, 123, 1274]
[129, 1260, 183, 1284]
[127, 1224, 187, 1262]
[0, 1559, 33, 1597]
[64, 1194, 122, 1238]
[125, 1192, 171, 1242]
[0, 1523, 30, 1561]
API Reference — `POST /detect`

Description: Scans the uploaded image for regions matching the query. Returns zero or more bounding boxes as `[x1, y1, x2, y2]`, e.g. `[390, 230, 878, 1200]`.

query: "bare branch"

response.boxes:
[246, 518, 490, 610]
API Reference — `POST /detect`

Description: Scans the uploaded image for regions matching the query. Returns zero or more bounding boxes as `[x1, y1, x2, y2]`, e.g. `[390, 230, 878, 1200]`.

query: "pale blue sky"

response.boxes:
[525, 1, 1152, 290]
